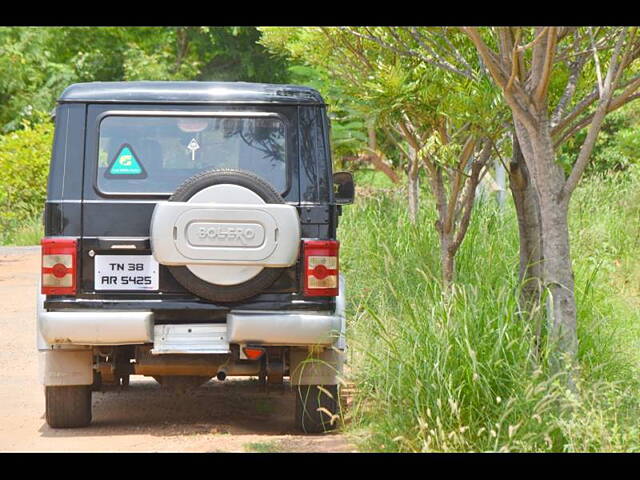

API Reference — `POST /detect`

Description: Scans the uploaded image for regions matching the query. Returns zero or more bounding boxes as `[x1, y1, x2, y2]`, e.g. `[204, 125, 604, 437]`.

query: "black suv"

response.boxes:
[37, 81, 353, 433]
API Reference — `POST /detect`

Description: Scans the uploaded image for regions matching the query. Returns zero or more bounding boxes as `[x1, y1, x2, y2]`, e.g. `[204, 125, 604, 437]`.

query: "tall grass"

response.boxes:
[339, 167, 640, 452]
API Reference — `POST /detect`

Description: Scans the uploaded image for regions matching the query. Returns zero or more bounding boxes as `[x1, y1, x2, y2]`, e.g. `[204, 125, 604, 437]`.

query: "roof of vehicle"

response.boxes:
[58, 81, 326, 106]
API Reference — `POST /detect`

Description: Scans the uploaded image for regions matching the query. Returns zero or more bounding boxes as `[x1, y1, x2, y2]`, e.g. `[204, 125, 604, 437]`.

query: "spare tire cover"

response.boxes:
[165, 169, 291, 303]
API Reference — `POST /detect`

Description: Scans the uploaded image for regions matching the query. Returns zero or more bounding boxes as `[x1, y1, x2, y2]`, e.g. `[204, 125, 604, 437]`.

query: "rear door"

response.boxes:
[79, 103, 300, 299]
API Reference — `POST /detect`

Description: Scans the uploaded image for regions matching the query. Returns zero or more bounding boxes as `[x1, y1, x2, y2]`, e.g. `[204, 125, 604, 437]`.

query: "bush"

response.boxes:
[0, 121, 53, 236]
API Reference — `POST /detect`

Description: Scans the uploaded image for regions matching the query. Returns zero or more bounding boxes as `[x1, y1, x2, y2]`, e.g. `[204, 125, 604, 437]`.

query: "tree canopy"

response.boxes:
[0, 26, 291, 132]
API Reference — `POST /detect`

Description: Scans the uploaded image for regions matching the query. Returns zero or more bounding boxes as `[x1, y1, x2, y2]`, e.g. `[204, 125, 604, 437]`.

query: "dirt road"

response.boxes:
[0, 247, 356, 452]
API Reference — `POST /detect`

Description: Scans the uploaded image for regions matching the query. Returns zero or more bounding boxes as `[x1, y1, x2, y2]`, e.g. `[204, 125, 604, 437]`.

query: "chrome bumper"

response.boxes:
[37, 277, 346, 350]
[38, 310, 154, 346]
[227, 310, 342, 346]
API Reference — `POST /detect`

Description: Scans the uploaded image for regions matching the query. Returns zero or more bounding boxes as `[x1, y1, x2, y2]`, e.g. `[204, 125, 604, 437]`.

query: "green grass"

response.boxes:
[243, 441, 283, 453]
[339, 166, 640, 452]
[0, 215, 43, 246]
[352, 169, 398, 189]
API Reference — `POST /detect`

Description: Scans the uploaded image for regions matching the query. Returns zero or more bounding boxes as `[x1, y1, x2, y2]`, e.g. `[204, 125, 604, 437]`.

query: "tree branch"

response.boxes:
[533, 27, 558, 107]
[562, 27, 630, 200]
[463, 27, 539, 132]
[360, 147, 401, 184]
[553, 90, 640, 148]
[406, 28, 472, 79]
[437, 27, 475, 74]
[319, 28, 373, 80]
[382, 127, 410, 162]
[551, 86, 600, 136]
[551, 48, 589, 127]
[450, 141, 492, 253]
[463, 27, 510, 89]
[517, 27, 549, 53]
[589, 27, 605, 96]
[421, 153, 448, 230]
[342, 27, 475, 81]
[444, 136, 476, 234]
[503, 28, 522, 92]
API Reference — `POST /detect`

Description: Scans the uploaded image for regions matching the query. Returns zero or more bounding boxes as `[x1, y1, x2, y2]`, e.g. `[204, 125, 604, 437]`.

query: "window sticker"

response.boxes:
[187, 138, 200, 161]
[105, 144, 147, 178]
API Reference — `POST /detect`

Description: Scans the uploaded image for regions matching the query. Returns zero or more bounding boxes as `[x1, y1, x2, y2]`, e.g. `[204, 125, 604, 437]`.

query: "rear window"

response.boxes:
[97, 114, 287, 194]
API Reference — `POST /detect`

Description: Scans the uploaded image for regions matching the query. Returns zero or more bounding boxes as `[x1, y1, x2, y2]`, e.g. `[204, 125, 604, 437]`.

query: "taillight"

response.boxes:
[41, 237, 77, 295]
[243, 346, 266, 360]
[303, 240, 339, 297]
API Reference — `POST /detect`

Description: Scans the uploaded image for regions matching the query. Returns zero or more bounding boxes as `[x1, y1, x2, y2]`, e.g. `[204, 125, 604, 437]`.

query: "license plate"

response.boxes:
[94, 255, 159, 291]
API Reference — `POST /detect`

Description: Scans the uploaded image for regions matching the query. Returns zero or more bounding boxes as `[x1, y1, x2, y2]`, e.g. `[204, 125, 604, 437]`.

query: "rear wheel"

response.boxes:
[295, 384, 339, 433]
[45, 385, 92, 428]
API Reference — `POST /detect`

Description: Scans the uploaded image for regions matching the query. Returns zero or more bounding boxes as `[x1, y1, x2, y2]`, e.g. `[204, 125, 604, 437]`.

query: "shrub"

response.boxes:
[0, 121, 53, 233]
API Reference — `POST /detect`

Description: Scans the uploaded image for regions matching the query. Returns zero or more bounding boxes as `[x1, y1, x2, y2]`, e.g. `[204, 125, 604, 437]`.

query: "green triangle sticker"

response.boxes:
[108, 145, 144, 176]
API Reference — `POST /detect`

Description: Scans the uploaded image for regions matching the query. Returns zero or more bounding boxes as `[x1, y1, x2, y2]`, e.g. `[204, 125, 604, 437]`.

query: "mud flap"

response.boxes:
[289, 347, 344, 386]
[39, 349, 93, 386]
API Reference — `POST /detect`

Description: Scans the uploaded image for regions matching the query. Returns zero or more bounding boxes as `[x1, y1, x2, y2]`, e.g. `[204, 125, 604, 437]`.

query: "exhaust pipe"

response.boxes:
[216, 370, 227, 381]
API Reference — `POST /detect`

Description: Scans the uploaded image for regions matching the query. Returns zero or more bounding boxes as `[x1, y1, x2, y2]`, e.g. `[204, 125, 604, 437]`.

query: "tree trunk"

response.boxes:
[508, 132, 543, 313]
[515, 121, 578, 370]
[540, 202, 577, 361]
[495, 158, 506, 211]
[439, 231, 455, 288]
[174, 27, 190, 71]
[368, 123, 377, 151]
[407, 145, 419, 224]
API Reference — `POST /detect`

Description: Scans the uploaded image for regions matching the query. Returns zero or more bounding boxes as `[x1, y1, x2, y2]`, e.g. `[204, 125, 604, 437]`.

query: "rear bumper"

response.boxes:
[39, 310, 154, 346]
[227, 311, 342, 346]
[37, 277, 346, 350]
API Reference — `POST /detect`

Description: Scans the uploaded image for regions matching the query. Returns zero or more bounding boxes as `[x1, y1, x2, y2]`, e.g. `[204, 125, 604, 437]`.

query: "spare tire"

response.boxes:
[166, 169, 290, 303]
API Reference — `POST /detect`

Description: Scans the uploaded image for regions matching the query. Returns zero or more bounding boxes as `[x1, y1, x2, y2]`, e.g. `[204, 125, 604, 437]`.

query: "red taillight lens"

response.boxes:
[41, 237, 77, 295]
[303, 240, 339, 297]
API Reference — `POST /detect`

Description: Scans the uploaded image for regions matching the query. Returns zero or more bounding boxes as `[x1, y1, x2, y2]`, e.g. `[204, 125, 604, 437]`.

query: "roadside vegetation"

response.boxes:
[339, 167, 640, 451]
[0, 121, 50, 245]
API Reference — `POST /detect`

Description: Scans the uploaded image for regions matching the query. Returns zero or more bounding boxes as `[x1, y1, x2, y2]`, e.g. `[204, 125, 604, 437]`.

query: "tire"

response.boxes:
[295, 384, 339, 433]
[167, 169, 286, 303]
[45, 385, 92, 428]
